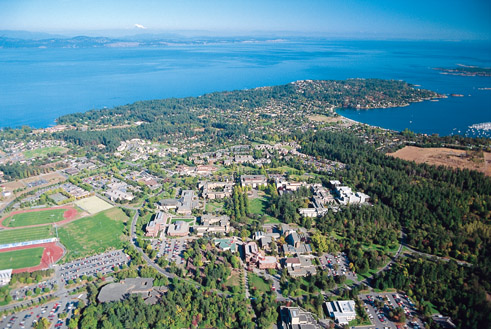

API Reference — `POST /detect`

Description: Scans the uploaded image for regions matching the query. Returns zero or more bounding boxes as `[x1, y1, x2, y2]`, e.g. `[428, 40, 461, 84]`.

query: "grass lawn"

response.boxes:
[248, 273, 271, 293]
[23, 146, 67, 159]
[362, 241, 399, 255]
[205, 201, 224, 213]
[373, 288, 397, 293]
[357, 268, 379, 282]
[225, 272, 241, 287]
[58, 208, 128, 262]
[349, 318, 372, 327]
[330, 231, 346, 241]
[249, 197, 268, 215]
[423, 301, 440, 315]
[248, 197, 279, 223]
[264, 216, 281, 224]
[0, 247, 44, 270]
[0, 226, 54, 245]
[344, 279, 355, 286]
[3, 208, 68, 228]
[171, 218, 194, 224]
[267, 165, 301, 175]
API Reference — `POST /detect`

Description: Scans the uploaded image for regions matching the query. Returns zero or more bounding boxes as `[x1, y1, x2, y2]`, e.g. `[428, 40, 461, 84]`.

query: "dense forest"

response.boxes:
[299, 131, 491, 268]
[372, 256, 490, 329]
[78, 285, 254, 329]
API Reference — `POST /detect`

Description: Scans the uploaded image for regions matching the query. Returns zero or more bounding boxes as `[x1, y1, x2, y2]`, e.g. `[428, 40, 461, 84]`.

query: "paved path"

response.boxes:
[243, 267, 250, 299]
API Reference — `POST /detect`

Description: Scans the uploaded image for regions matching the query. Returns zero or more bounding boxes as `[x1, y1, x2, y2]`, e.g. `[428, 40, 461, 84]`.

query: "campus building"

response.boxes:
[240, 175, 267, 188]
[145, 211, 169, 237]
[280, 306, 321, 329]
[167, 220, 190, 237]
[325, 300, 356, 325]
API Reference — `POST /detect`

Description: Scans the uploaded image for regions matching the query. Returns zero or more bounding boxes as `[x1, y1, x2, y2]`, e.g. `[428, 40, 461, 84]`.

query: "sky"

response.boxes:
[0, 0, 490, 40]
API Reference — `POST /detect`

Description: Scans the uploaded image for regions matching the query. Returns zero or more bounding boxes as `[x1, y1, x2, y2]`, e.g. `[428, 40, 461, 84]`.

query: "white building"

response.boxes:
[0, 269, 12, 286]
[240, 175, 267, 188]
[326, 300, 356, 325]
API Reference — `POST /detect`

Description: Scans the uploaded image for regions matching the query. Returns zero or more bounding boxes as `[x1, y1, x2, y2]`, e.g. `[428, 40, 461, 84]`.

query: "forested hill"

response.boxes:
[54, 79, 439, 151]
[297, 130, 490, 329]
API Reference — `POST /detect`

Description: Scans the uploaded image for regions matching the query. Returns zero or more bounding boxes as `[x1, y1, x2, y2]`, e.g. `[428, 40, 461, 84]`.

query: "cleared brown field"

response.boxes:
[388, 146, 491, 176]
[2, 172, 66, 191]
[0, 172, 67, 210]
[307, 114, 342, 123]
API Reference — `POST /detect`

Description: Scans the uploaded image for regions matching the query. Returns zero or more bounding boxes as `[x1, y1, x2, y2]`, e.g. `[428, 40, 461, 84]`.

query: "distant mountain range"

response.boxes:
[0, 30, 290, 48]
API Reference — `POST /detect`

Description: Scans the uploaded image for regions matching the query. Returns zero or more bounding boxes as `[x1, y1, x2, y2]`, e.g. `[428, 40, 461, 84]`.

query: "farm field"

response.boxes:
[0, 247, 44, 270]
[58, 207, 128, 261]
[2, 208, 67, 228]
[0, 226, 54, 245]
[75, 195, 113, 214]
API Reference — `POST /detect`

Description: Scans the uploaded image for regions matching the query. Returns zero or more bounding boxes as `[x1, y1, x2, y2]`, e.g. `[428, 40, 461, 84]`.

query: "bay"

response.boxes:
[0, 39, 490, 136]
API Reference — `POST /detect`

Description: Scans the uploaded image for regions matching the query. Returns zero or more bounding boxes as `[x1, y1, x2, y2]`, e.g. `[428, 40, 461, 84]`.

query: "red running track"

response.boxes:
[0, 242, 64, 273]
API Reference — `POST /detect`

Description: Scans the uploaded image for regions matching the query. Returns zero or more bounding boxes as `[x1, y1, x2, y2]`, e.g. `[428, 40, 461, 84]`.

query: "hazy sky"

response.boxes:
[1, 0, 490, 40]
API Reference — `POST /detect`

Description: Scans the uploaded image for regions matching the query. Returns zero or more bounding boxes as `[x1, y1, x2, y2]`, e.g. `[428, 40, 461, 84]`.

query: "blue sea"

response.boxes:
[0, 40, 490, 137]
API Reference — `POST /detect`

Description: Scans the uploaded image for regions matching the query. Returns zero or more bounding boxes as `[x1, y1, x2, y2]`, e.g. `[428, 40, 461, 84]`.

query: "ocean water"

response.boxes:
[0, 40, 490, 136]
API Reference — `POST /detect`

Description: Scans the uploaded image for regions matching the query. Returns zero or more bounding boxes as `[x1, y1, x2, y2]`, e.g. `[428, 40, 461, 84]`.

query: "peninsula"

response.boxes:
[434, 65, 491, 77]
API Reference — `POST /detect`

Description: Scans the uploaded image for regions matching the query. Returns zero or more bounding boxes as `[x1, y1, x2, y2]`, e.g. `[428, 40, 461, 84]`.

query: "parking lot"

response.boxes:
[359, 292, 424, 329]
[58, 250, 129, 284]
[319, 252, 358, 282]
[0, 293, 85, 329]
[159, 238, 189, 265]
[11, 279, 57, 301]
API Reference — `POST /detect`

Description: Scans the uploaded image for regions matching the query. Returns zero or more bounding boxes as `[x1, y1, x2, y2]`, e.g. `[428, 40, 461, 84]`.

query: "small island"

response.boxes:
[434, 65, 491, 77]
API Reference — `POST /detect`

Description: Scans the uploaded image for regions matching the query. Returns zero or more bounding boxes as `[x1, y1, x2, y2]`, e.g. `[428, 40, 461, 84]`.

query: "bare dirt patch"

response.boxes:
[388, 146, 491, 176]
[75, 195, 113, 215]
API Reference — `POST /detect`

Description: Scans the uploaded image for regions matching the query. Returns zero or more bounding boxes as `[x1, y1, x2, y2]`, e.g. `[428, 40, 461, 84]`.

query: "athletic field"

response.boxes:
[0, 226, 54, 245]
[58, 207, 128, 261]
[0, 247, 44, 270]
[3, 208, 66, 228]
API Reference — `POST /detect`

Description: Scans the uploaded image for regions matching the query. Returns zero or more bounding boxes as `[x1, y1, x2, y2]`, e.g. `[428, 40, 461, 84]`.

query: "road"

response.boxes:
[401, 242, 471, 267]
[129, 209, 175, 279]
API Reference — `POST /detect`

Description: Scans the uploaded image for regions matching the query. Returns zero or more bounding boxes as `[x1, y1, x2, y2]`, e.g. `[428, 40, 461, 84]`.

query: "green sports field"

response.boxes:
[3, 208, 67, 228]
[23, 146, 67, 159]
[0, 247, 44, 270]
[58, 207, 128, 261]
[0, 226, 54, 245]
